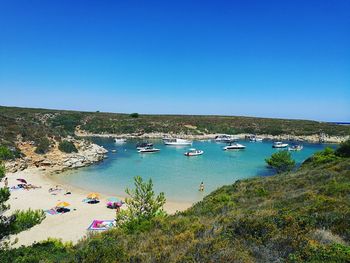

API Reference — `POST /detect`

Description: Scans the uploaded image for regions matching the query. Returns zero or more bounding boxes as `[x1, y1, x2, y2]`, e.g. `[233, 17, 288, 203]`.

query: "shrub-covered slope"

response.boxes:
[2, 156, 350, 262]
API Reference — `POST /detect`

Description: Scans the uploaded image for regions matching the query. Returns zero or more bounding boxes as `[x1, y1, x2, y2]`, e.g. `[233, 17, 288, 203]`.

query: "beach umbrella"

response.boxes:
[17, 178, 27, 184]
[56, 201, 70, 208]
[107, 197, 121, 202]
[87, 193, 100, 199]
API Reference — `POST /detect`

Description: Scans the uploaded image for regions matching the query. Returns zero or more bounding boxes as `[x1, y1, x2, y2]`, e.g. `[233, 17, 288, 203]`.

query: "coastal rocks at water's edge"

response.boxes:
[62, 143, 107, 169]
[5, 139, 108, 173]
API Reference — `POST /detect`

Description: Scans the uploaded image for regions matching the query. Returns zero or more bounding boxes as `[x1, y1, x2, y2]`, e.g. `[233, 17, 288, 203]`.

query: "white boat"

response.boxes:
[114, 138, 126, 144]
[249, 135, 263, 142]
[215, 134, 239, 143]
[138, 147, 160, 153]
[163, 138, 192, 146]
[288, 145, 303, 151]
[272, 142, 289, 148]
[136, 142, 153, 150]
[184, 148, 204, 156]
[111, 149, 117, 153]
[223, 143, 246, 150]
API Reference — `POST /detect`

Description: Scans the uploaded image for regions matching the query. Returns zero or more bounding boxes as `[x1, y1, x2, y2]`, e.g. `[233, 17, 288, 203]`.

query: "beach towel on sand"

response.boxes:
[10, 186, 23, 191]
[87, 220, 115, 231]
[45, 209, 59, 215]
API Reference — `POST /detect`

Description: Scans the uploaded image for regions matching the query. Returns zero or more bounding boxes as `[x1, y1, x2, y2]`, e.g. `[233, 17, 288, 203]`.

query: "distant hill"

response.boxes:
[1, 105, 350, 149]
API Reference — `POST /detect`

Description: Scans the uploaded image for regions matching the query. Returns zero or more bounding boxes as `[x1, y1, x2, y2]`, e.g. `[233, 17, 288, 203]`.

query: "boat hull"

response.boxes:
[163, 138, 192, 146]
[138, 148, 160, 153]
[184, 150, 204, 156]
[223, 143, 246, 150]
[272, 145, 288, 148]
[164, 142, 192, 146]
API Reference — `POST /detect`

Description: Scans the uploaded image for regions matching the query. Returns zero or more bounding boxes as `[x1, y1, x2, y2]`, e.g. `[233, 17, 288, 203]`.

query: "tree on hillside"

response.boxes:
[335, 139, 350, 158]
[58, 140, 78, 153]
[265, 150, 296, 173]
[0, 162, 45, 247]
[34, 137, 51, 154]
[129, 113, 139, 118]
[116, 176, 166, 232]
[0, 146, 14, 161]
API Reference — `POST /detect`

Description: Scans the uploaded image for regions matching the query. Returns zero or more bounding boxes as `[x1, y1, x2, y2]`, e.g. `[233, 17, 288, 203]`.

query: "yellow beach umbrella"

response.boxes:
[56, 201, 70, 208]
[87, 193, 100, 199]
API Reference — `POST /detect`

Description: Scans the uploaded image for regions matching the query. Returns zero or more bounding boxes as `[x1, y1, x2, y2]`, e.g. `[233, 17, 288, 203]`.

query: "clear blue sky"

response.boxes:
[0, 0, 349, 121]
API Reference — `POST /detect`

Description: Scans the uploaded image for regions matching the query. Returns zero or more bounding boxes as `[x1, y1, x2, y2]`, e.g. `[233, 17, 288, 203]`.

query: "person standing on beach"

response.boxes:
[4, 177, 8, 188]
[199, 181, 204, 192]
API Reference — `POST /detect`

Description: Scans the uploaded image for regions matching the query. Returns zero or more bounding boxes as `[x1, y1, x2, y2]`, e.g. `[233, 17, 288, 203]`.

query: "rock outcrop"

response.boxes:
[5, 139, 108, 173]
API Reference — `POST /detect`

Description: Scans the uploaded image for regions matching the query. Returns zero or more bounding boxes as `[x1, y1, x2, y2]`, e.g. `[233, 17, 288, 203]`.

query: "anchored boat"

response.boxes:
[184, 148, 204, 156]
[114, 138, 126, 144]
[272, 142, 289, 148]
[223, 142, 246, 150]
[138, 146, 160, 153]
[215, 134, 239, 143]
[136, 142, 154, 150]
[163, 138, 192, 146]
[288, 144, 303, 151]
[248, 135, 263, 142]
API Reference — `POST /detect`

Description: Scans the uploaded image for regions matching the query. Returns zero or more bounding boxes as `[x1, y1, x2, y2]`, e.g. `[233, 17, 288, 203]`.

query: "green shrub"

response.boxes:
[0, 162, 5, 178]
[50, 114, 82, 133]
[34, 137, 50, 154]
[308, 147, 338, 165]
[265, 150, 296, 173]
[289, 243, 350, 262]
[0, 239, 73, 263]
[11, 209, 46, 234]
[129, 113, 139, 118]
[116, 176, 166, 233]
[0, 146, 14, 160]
[335, 139, 350, 158]
[58, 140, 78, 153]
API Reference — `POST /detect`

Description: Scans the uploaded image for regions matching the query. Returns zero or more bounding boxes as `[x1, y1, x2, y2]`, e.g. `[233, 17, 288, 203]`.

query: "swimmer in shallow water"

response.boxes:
[199, 181, 204, 192]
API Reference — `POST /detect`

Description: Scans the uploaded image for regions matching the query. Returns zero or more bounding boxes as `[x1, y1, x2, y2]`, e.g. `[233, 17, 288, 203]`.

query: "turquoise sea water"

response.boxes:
[52, 138, 332, 203]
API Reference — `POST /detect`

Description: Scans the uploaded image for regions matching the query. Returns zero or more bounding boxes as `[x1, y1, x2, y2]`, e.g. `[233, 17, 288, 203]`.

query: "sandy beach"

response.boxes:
[4, 167, 192, 247]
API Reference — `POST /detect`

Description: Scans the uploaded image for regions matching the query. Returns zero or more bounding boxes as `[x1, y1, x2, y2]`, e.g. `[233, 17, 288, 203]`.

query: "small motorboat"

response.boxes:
[215, 134, 239, 143]
[272, 142, 289, 148]
[136, 142, 154, 150]
[184, 148, 204, 156]
[111, 149, 117, 153]
[138, 146, 160, 153]
[223, 142, 246, 150]
[249, 135, 263, 142]
[114, 138, 126, 144]
[288, 144, 303, 151]
[163, 138, 192, 146]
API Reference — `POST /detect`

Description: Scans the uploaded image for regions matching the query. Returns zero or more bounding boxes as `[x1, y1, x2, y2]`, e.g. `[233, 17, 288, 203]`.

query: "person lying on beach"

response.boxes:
[55, 207, 70, 213]
[96, 221, 110, 228]
[23, 184, 42, 190]
[49, 185, 63, 193]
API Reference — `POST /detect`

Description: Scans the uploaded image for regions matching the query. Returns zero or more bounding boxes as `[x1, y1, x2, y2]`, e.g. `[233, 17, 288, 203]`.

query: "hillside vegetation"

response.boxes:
[1, 146, 350, 262]
[1, 105, 349, 149]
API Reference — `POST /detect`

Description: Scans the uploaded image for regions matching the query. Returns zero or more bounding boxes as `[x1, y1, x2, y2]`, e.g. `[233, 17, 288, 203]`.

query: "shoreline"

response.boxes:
[5, 167, 192, 247]
[75, 131, 349, 144]
[46, 169, 193, 213]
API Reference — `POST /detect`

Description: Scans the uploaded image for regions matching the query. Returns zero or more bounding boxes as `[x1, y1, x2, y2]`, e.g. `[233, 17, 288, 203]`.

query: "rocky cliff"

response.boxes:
[5, 139, 108, 173]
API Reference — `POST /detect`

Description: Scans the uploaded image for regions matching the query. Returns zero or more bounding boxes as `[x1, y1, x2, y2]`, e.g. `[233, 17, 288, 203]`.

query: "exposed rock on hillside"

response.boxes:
[5, 139, 107, 173]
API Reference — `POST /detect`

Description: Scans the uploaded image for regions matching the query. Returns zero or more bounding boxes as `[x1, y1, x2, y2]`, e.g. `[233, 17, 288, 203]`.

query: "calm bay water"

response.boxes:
[52, 138, 331, 203]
